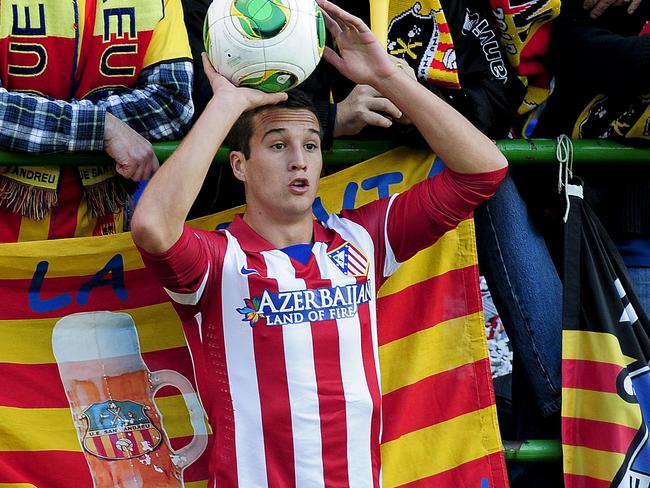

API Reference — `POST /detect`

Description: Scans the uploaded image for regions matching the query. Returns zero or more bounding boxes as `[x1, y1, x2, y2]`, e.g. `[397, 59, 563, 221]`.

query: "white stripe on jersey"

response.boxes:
[164, 263, 211, 305]
[222, 231, 268, 487]
[262, 249, 325, 488]
[325, 214, 384, 488]
[383, 194, 401, 278]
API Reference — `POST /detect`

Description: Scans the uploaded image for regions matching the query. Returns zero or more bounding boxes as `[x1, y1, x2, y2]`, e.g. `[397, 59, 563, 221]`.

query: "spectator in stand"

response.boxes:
[531, 0, 650, 310]
[0, 0, 193, 242]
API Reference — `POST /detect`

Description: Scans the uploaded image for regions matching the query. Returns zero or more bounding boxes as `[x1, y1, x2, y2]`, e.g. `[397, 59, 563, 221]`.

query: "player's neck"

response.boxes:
[243, 211, 313, 249]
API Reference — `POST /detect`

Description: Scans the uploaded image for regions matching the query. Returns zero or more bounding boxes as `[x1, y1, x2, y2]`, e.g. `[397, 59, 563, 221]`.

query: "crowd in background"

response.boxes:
[0, 0, 648, 485]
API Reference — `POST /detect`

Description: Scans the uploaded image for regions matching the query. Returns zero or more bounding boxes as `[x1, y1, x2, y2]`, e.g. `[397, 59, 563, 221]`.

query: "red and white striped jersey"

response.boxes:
[140, 167, 506, 487]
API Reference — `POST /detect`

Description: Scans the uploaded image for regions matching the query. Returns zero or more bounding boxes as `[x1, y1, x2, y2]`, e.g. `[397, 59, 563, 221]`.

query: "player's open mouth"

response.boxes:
[289, 178, 309, 193]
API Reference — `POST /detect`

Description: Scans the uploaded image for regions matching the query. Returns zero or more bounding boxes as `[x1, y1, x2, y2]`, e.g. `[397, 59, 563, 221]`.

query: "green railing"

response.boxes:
[2, 138, 649, 167]
[3, 138, 639, 465]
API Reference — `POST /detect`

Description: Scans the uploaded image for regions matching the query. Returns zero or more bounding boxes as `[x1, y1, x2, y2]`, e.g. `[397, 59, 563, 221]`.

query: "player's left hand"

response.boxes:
[317, 0, 398, 86]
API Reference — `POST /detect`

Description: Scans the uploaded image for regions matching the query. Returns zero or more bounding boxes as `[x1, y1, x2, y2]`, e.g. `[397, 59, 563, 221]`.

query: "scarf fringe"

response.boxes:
[84, 177, 138, 218]
[0, 173, 138, 220]
[0, 177, 58, 220]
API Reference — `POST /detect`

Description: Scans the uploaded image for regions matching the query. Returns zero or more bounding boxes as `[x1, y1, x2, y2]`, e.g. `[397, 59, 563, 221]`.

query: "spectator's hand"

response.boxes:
[201, 53, 287, 112]
[334, 84, 404, 136]
[583, 0, 641, 18]
[317, 0, 397, 87]
[104, 113, 160, 181]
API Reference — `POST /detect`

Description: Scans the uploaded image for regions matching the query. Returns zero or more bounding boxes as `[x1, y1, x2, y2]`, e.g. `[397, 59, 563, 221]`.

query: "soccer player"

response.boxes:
[131, 1, 508, 485]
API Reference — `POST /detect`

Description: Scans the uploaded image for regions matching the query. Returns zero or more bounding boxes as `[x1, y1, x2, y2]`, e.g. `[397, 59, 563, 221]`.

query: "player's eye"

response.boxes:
[271, 142, 286, 150]
[304, 142, 318, 151]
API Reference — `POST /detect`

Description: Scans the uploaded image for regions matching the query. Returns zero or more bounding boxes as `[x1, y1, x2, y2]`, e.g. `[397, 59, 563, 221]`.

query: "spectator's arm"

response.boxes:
[0, 59, 193, 155]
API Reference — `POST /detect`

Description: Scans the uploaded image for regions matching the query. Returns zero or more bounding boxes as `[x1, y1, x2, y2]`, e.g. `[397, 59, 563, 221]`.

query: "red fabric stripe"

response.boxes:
[0, 268, 168, 320]
[377, 265, 481, 346]
[397, 451, 508, 487]
[49, 167, 81, 239]
[0, 347, 196, 408]
[563, 359, 622, 393]
[381, 359, 495, 443]
[357, 285, 382, 487]
[247, 252, 296, 486]
[0, 205, 23, 243]
[562, 416, 638, 454]
[564, 473, 612, 488]
[109, 434, 123, 458]
[0, 450, 93, 487]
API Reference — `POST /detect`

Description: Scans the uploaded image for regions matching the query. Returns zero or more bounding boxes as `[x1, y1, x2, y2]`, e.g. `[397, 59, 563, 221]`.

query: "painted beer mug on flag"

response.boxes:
[52, 311, 208, 487]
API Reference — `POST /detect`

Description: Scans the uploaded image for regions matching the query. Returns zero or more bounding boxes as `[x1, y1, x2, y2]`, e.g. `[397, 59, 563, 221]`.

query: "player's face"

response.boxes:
[234, 108, 323, 222]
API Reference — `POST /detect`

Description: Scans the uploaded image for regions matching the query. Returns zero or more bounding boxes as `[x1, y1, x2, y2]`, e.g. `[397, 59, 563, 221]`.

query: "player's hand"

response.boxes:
[334, 84, 403, 136]
[317, 0, 397, 86]
[104, 113, 160, 181]
[201, 53, 287, 113]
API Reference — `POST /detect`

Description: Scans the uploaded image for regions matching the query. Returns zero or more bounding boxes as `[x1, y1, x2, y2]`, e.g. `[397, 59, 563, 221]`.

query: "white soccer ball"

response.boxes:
[204, 0, 326, 93]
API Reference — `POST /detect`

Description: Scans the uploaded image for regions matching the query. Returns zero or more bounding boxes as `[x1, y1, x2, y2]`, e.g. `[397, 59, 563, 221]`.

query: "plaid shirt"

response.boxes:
[0, 60, 194, 154]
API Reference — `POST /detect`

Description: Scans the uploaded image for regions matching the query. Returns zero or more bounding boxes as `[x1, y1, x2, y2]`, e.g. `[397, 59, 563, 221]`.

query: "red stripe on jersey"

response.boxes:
[381, 359, 494, 443]
[246, 251, 296, 486]
[356, 276, 382, 486]
[0, 205, 23, 243]
[310, 303, 350, 486]
[377, 265, 482, 345]
[49, 167, 81, 239]
[563, 359, 622, 393]
[562, 417, 637, 454]
[397, 451, 508, 487]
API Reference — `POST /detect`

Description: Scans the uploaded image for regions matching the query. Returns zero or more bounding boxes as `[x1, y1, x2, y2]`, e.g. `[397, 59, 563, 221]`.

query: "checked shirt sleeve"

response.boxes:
[0, 59, 193, 155]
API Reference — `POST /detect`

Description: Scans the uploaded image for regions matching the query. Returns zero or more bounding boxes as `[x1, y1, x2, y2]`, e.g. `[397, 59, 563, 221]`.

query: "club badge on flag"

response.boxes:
[327, 241, 369, 277]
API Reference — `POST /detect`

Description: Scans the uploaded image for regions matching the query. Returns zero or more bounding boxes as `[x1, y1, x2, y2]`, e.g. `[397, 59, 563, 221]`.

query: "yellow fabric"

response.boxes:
[143, 0, 192, 68]
[2, 166, 59, 190]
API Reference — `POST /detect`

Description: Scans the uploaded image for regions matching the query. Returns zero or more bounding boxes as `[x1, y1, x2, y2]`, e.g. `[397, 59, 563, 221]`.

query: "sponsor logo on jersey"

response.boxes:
[237, 281, 372, 326]
[327, 242, 368, 277]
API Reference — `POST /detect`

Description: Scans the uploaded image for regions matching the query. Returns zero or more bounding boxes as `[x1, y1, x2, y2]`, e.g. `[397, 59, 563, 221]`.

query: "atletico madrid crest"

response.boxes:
[327, 242, 368, 277]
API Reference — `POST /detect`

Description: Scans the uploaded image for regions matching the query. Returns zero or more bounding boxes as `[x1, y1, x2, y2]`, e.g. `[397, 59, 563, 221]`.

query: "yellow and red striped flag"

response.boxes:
[562, 184, 650, 487]
[0, 148, 506, 487]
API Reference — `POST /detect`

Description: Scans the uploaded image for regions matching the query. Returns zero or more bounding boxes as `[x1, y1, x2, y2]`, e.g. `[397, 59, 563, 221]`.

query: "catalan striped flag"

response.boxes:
[562, 183, 650, 487]
[0, 147, 506, 487]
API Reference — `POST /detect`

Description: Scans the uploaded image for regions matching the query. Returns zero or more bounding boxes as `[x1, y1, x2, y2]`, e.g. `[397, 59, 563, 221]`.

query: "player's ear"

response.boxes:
[230, 151, 246, 182]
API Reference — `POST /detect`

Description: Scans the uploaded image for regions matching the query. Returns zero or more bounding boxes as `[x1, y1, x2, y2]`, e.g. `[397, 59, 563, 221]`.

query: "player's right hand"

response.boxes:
[201, 53, 287, 112]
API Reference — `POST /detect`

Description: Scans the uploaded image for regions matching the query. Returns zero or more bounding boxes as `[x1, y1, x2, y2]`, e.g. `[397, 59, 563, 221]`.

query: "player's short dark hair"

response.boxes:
[226, 90, 322, 159]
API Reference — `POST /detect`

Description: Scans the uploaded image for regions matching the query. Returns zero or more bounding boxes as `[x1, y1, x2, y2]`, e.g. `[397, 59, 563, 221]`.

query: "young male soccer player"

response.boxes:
[131, 1, 508, 485]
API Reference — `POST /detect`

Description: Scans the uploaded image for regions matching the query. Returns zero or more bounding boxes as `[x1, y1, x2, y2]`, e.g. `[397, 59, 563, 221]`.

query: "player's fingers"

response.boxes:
[319, 4, 343, 37]
[317, 0, 369, 33]
[322, 45, 344, 70]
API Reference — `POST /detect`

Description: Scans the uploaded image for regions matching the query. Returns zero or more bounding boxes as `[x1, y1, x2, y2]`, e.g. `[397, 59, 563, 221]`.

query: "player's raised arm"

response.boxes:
[317, 0, 507, 174]
[131, 55, 287, 255]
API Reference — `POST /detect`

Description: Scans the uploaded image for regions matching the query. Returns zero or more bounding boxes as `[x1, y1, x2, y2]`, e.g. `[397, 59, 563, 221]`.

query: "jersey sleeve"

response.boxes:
[341, 166, 507, 284]
[138, 224, 221, 317]
[386, 166, 507, 264]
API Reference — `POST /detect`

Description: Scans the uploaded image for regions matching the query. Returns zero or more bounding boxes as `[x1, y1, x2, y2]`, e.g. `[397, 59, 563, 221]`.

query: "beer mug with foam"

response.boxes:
[52, 311, 208, 487]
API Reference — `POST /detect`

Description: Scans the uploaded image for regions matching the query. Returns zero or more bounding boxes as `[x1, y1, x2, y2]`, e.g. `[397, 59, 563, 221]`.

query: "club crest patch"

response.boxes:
[81, 400, 162, 460]
[327, 242, 369, 277]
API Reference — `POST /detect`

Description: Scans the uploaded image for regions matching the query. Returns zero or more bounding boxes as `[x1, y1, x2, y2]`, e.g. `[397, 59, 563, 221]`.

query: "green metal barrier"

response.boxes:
[1, 138, 649, 166]
[503, 440, 562, 463]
